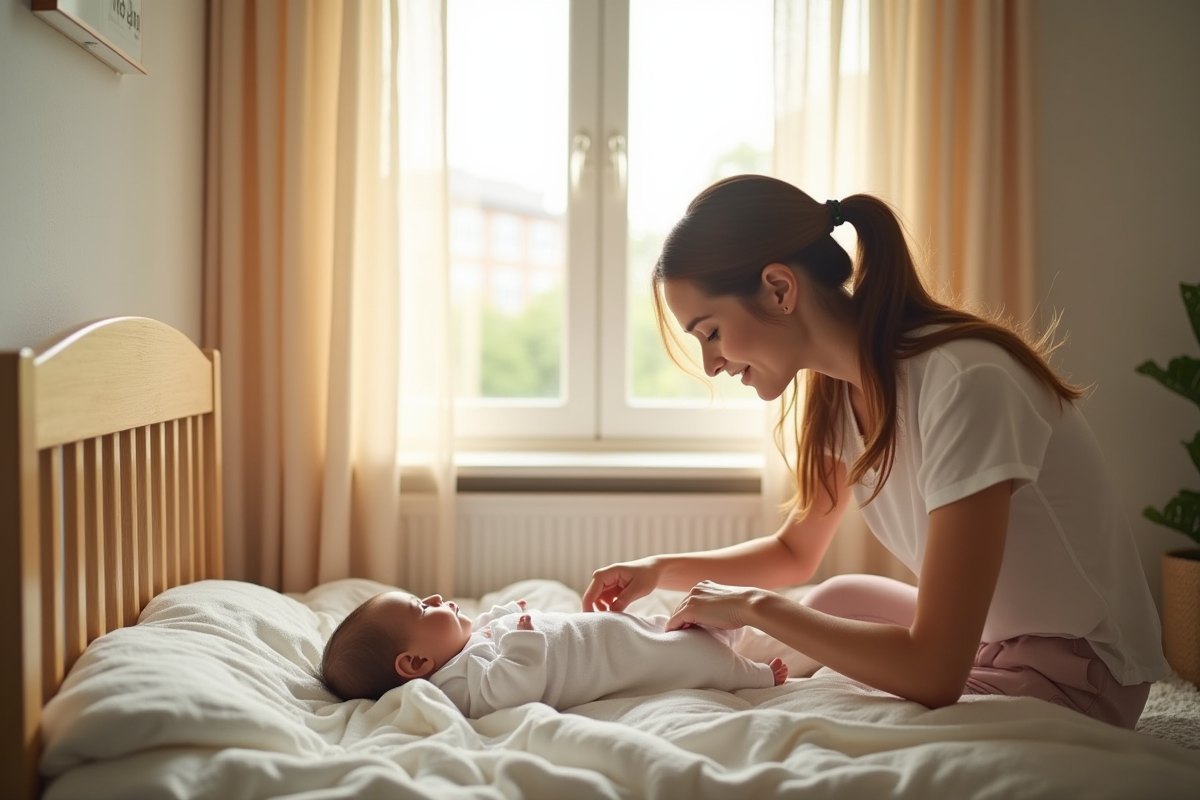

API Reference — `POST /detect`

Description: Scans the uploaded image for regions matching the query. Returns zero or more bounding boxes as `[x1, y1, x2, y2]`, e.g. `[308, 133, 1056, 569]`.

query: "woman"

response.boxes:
[582, 175, 1168, 729]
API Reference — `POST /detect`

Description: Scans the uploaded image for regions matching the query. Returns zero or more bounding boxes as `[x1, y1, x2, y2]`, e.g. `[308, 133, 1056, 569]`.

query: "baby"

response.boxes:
[321, 591, 788, 717]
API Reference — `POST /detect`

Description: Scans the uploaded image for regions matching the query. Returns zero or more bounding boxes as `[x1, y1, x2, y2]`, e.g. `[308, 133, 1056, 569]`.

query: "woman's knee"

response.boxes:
[801, 573, 918, 627]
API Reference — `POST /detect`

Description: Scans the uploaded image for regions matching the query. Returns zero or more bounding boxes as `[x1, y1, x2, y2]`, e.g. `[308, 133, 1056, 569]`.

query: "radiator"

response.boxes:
[402, 493, 763, 598]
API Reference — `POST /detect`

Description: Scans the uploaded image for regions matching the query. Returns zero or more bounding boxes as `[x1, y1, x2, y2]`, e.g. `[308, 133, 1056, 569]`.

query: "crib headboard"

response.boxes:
[0, 317, 224, 800]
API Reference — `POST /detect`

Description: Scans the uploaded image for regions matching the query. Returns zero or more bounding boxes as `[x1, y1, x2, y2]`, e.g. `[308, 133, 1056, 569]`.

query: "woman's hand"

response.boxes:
[582, 559, 661, 612]
[665, 581, 768, 631]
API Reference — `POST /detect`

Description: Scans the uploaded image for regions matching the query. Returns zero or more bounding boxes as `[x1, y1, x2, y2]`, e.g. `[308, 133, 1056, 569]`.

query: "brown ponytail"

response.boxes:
[654, 175, 1083, 516]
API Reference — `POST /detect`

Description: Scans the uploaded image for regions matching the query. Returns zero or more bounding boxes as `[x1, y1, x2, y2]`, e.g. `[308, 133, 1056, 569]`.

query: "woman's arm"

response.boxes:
[666, 480, 1011, 708]
[583, 459, 851, 611]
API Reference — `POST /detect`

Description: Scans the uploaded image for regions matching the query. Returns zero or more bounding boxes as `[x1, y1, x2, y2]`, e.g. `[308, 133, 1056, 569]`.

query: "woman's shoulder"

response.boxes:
[906, 329, 1022, 375]
[904, 331, 1064, 419]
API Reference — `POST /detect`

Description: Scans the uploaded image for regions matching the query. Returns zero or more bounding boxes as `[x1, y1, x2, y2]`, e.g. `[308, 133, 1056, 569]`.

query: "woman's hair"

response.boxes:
[321, 594, 412, 701]
[652, 174, 1083, 513]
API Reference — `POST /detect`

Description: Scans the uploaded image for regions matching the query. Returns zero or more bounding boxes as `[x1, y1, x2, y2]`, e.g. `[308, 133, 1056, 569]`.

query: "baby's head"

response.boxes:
[321, 592, 473, 700]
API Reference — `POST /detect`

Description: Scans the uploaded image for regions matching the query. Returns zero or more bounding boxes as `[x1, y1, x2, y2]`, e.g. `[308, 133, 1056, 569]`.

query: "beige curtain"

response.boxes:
[768, 0, 1036, 582]
[203, 0, 455, 596]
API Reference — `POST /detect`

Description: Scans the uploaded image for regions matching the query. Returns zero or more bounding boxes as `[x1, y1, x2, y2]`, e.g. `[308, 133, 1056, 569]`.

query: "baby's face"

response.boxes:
[370, 592, 474, 672]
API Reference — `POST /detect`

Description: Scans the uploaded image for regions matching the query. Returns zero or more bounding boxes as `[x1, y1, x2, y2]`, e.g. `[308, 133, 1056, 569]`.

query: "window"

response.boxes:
[451, 205, 484, 258]
[448, 0, 773, 444]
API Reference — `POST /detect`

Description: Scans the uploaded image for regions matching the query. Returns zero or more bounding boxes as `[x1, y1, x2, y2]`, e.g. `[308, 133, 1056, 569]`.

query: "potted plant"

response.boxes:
[1135, 280, 1200, 685]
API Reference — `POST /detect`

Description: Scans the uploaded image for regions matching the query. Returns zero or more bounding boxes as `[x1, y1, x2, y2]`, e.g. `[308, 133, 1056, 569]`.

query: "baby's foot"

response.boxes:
[770, 657, 788, 686]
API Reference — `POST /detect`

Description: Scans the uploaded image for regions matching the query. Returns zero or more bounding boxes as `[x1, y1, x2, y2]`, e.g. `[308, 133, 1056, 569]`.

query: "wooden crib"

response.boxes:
[0, 317, 224, 800]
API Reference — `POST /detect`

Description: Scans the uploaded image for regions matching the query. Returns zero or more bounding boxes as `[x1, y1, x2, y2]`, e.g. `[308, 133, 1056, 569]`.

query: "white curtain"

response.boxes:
[768, 0, 1036, 582]
[203, 0, 455, 596]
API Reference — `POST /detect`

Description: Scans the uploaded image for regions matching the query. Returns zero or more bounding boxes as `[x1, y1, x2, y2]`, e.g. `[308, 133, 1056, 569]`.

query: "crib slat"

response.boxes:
[180, 417, 194, 584]
[82, 438, 105, 642]
[205, 351, 224, 579]
[62, 443, 87, 668]
[151, 422, 168, 595]
[39, 448, 64, 703]
[118, 429, 140, 623]
[194, 415, 206, 579]
[100, 434, 123, 631]
[136, 426, 153, 609]
[165, 420, 180, 586]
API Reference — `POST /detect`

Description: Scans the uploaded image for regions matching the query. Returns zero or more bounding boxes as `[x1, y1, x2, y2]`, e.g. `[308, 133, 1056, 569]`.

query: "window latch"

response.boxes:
[570, 132, 592, 192]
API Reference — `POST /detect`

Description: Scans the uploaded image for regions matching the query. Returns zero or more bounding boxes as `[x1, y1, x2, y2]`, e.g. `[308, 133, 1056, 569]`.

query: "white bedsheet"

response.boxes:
[40, 578, 1200, 800]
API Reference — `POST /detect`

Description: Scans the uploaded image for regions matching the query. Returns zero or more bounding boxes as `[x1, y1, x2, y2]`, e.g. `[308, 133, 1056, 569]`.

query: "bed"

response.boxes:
[3, 316, 1199, 800]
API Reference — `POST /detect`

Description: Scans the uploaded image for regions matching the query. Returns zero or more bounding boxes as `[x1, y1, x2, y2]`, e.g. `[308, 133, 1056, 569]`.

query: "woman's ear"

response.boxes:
[394, 651, 433, 680]
[760, 263, 799, 314]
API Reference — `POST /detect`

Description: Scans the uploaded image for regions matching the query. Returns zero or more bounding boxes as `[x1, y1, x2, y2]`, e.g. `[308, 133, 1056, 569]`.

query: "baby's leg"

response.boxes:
[698, 624, 744, 649]
[642, 613, 743, 648]
[793, 574, 918, 674]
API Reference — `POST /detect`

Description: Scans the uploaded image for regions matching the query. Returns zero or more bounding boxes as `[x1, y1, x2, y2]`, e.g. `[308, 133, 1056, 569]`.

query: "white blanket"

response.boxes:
[40, 578, 1200, 800]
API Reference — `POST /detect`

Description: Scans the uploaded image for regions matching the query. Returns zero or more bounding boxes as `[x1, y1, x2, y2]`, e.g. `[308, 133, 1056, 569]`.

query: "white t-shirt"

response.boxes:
[835, 337, 1170, 686]
[430, 602, 774, 718]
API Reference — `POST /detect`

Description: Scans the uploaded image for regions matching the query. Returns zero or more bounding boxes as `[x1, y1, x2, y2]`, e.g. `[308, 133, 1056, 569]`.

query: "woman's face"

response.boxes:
[662, 276, 803, 402]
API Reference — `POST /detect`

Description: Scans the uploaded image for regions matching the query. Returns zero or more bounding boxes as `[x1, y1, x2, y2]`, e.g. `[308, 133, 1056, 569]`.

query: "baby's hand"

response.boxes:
[517, 614, 533, 631]
[517, 599, 527, 610]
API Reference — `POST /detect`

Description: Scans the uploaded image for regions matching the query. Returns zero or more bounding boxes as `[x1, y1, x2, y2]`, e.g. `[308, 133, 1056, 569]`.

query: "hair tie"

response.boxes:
[826, 199, 844, 228]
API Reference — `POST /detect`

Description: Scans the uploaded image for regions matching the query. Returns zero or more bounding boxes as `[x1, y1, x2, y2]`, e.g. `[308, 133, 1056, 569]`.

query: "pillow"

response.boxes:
[40, 576, 588, 776]
[41, 579, 377, 774]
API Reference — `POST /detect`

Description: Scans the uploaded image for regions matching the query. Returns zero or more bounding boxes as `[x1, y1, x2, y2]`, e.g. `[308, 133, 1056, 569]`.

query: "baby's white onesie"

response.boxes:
[429, 602, 775, 718]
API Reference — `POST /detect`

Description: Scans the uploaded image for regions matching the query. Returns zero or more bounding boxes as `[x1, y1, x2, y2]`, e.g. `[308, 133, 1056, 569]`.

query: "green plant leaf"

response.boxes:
[1135, 355, 1200, 410]
[1187, 430, 1200, 476]
[1137, 282, 1200, 546]
[1144, 489, 1200, 545]
[1182, 282, 1200, 347]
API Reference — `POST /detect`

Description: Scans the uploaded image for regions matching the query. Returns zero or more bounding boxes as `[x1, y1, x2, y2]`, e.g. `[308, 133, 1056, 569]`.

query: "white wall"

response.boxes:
[0, 0, 206, 349]
[1035, 0, 1200, 600]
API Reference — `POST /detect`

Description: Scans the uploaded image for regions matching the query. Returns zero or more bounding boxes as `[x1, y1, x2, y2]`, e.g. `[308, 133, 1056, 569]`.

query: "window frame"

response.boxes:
[451, 0, 766, 447]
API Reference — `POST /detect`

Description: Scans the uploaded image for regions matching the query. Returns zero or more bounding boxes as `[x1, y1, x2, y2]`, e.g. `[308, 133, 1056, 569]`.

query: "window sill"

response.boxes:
[455, 450, 763, 493]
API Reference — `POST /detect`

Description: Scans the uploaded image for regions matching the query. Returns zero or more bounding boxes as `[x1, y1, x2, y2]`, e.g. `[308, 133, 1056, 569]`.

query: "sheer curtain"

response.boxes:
[767, 0, 1036, 582]
[203, 0, 455, 596]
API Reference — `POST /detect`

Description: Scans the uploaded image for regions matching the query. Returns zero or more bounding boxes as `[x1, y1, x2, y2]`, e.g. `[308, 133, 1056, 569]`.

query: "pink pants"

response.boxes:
[801, 574, 1151, 729]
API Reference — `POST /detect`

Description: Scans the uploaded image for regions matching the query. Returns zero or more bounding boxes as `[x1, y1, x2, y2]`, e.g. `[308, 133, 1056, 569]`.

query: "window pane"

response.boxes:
[447, 0, 568, 401]
[626, 0, 774, 403]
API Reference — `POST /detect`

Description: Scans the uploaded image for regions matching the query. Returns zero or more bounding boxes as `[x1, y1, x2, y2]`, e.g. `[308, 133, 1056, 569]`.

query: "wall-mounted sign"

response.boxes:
[33, 0, 146, 75]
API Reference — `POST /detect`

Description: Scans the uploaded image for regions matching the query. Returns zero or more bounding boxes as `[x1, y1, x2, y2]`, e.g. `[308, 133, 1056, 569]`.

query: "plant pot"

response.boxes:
[1161, 549, 1200, 686]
